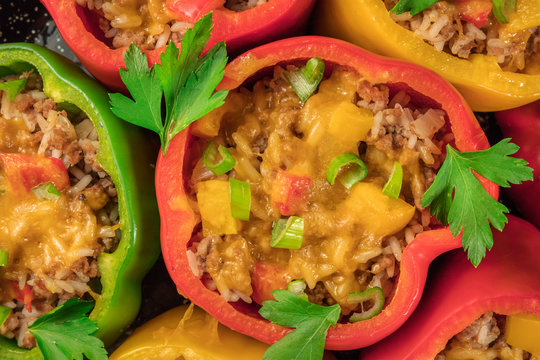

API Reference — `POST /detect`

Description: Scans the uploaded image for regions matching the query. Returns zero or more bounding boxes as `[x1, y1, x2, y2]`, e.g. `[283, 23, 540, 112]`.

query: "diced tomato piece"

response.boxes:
[456, 0, 492, 28]
[251, 262, 291, 305]
[271, 171, 311, 216]
[0, 153, 69, 195]
[12, 282, 34, 313]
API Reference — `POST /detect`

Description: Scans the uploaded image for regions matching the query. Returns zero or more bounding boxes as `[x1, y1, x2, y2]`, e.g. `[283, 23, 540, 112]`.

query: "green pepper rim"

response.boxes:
[0, 43, 160, 356]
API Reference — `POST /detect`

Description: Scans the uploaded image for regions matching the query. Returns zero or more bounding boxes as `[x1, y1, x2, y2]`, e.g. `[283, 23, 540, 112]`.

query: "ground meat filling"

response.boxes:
[0, 71, 120, 348]
[436, 313, 535, 360]
[384, 0, 540, 73]
[76, 0, 269, 50]
[186, 64, 450, 321]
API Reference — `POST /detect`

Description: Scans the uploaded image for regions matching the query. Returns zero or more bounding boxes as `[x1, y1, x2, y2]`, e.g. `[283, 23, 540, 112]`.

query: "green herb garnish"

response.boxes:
[391, 0, 515, 24]
[0, 305, 11, 328]
[326, 152, 368, 189]
[271, 216, 304, 250]
[28, 298, 107, 360]
[203, 141, 236, 175]
[0, 249, 8, 267]
[0, 78, 27, 101]
[348, 287, 385, 322]
[260, 289, 340, 360]
[421, 138, 533, 266]
[109, 13, 228, 156]
[229, 178, 251, 221]
[284, 58, 325, 103]
[32, 182, 61, 200]
[382, 161, 403, 199]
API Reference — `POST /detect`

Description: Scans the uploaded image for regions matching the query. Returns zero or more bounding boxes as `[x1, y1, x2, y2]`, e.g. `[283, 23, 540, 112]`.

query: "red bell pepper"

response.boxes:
[455, 0, 493, 28]
[271, 171, 311, 216]
[12, 282, 34, 313]
[251, 262, 291, 305]
[496, 101, 540, 229]
[361, 215, 540, 359]
[39, 0, 316, 91]
[0, 153, 69, 195]
[156, 36, 497, 350]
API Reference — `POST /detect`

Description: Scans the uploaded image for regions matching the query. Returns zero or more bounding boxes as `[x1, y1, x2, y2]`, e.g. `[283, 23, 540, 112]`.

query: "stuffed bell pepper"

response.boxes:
[110, 304, 336, 360]
[0, 43, 159, 358]
[361, 215, 540, 359]
[314, 0, 540, 111]
[496, 101, 540, 229]
[151, 35, 522, 353]
[39, 0, 315, 90]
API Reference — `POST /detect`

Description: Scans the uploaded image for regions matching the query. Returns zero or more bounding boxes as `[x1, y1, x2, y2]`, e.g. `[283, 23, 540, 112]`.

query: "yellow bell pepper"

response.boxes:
[314, 0, 540, 111]
[110, 304, 268, 360]
[505, 313, 540, 357]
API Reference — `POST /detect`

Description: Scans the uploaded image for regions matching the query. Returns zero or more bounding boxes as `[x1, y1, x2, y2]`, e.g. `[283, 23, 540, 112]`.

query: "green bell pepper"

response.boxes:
[0, 43, 160, 358]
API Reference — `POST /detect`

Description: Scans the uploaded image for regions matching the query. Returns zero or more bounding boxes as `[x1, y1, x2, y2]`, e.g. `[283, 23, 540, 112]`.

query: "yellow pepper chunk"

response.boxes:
[327, 102, 373, 147]
[197, 180, 240, 236]
[340, 182, 415, 238]
[110, 304, 268, 360]
[506, 313, 540, 357]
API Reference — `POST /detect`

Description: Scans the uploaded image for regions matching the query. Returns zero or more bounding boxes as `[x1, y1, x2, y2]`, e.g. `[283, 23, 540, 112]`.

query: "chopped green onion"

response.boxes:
[288, 280, 308, 301]
[326, 153, 368, 189]
[0, 305, 11, 328]
[0, 250, 7, 267]
[382, 161, 403, 199]
[32, 182, 61, 200]
[0, 78, 27, 101]
[271, 216, 304, 250]
[284, 58, 325, 102]
[202, 141, 236, 175]
[348, 287, 385, 322]
[492, 0, 516, 23]
[229, 178, 251, 221]
[0, 189, 5, 194]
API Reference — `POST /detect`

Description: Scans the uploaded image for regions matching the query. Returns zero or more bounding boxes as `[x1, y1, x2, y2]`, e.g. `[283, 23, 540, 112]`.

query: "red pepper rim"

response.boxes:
[39, 0, 315, 91]
[156, 36, 498, 350]
[361, 216, 540, 359]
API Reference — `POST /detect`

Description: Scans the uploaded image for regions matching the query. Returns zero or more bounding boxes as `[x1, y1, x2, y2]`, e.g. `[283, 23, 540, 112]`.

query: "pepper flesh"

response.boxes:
[39, 0, 316, 91]
[361, 215, 540, 359]
[313, 0, 540, 111]
[0, 43, 159, 357]
[156, 36, 498, 350]
[496, 101, 540, 229]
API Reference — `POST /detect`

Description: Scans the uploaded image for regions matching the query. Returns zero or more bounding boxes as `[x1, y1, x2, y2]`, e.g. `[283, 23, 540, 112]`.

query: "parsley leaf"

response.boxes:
[28, 298, 107, 360]
[259, 289, 341, 360]
[0, 78, 27, 101]
[109, 12, 228, 155]
[421, 138, 533, 266]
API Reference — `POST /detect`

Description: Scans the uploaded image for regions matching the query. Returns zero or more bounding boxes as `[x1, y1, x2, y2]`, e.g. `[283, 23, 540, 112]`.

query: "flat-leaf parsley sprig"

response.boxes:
[109, 13, 228, 156]
[259, 289, 340, 360]
[28, 298, 108, 360]
[421, 138, 533, 266]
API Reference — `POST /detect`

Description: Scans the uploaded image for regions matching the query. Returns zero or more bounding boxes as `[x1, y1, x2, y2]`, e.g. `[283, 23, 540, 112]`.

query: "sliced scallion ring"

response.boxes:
[348, 287, 385, 322]
[0, 250, 7, 267]
[202, 141, 236, 175]
[287, 279, 308, 301]
[382, 161, 403, 199]
[284, 58, 325, 102]
[0, 305, 11, 328]
[270, 216, 304, 250]
[0, 189, 5, 194]
[229, 178, 251, 221]
[0, 78, 27, 101]
[326, 153, 368, 189]
[32, 182, 61, 201]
